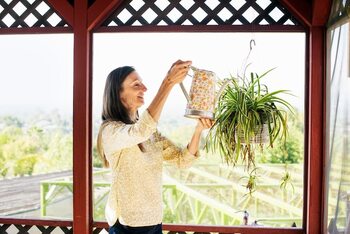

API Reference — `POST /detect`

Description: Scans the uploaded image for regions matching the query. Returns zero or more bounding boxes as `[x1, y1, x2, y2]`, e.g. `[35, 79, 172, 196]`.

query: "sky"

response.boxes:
[0, 34, 73, 117]
[0, 32, 305, 123]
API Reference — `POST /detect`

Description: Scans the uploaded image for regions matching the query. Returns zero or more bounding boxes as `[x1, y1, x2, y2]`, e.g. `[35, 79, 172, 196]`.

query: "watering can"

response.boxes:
[180, 66, 229, 120]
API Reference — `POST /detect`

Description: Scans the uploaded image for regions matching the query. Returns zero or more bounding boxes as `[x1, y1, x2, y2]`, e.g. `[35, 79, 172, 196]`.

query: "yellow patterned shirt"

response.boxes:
[98, 110, 199, 227]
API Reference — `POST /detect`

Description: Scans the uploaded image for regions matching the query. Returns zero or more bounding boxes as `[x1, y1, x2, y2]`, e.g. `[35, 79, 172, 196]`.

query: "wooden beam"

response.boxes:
[0, 27, 72, 34]
[307, 26, 326, 234]
[311, 0, 332, 26]
[95, 24, 305, 33]
[0, 218, 72, 227]
[278, 0, 312, 27]
[73, 0, 93, 233]
[87, 0, 123, 31]
[94, 222, 303, 234]
[162, 224, 303, 234]
[46, 0, 74, 27]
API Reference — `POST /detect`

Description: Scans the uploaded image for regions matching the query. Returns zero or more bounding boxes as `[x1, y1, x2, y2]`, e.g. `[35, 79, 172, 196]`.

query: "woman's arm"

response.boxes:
[100, 60, 192, 155]
[187, 118, 214, 155]
[147, 60, 192, 122]
[161, 118, 214, 168]
[100, 110, 157, 155]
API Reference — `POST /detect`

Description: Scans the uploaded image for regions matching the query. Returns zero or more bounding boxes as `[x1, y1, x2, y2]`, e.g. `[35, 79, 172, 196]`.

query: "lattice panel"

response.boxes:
[93, 227, 212, 234]
[93, 227, 109, 234]
[102, 0, 300, 27]
[0, 224, 134, 234]
[0, 224, 73, 233]
[0, 0, 70, 28]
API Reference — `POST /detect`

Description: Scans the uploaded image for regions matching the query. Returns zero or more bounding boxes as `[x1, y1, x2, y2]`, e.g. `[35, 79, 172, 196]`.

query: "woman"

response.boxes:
[97, 60, 213, 234]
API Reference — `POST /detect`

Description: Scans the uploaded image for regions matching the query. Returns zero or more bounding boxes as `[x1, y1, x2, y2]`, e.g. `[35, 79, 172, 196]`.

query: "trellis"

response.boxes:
[0, 0, 70, 28]
[102, 0, 299, 27]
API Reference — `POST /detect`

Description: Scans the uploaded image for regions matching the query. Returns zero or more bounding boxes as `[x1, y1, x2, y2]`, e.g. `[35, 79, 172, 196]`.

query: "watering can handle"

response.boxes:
[180, 82, 190, 102]
[179, 66, 195, 102]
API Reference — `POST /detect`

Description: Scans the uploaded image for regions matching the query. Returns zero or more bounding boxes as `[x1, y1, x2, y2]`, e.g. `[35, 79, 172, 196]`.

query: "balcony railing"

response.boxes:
[0, 218, 303, 234]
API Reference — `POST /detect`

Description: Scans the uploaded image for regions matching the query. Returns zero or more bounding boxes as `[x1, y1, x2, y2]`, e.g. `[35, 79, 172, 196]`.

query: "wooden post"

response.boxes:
[307, 26, 326, 234]
[73, 0, 93, 233]
[307, 1, 332, 233]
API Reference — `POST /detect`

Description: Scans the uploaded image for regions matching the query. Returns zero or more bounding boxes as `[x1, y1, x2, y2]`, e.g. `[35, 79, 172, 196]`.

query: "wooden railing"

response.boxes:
[0, 218, 303, 234]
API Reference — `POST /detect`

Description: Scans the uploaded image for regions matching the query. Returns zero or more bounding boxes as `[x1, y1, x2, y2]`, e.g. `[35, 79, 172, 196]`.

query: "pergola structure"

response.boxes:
[0, 0, 333, 233]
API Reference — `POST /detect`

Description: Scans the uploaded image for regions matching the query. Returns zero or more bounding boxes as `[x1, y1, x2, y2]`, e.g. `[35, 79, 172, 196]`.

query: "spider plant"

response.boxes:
[280, 170, 295, 193]
[240, 167, 260, 196]
[205, 68, 294, 170]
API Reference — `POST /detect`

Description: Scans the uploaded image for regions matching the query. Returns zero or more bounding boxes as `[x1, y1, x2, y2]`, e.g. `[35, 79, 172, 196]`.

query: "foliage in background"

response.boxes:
[92, 145, 103, 168]
[257, 110, 303, 164]
[0, 109, 303, 179]
[0, 111, 304, 227]
[0, 112, 72, 178]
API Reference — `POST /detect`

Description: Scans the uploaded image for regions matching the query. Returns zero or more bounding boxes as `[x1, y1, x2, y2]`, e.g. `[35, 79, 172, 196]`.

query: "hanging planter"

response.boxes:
[205, 68, 294, 172]
[235, 123, 269, 144]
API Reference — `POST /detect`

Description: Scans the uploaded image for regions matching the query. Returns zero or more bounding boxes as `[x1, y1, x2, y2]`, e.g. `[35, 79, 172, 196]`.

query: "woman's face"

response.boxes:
[120, 71, 147, 112]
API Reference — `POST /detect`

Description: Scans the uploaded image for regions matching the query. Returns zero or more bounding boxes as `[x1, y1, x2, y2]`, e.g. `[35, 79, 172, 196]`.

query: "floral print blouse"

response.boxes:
[98, 110, 199, 227]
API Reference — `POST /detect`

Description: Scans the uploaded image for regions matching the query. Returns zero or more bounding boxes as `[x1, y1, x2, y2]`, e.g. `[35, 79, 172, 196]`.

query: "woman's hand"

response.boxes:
[164, 60, 192, 86]
[196, 118, 214, 132]
[148, 60, 191, 122]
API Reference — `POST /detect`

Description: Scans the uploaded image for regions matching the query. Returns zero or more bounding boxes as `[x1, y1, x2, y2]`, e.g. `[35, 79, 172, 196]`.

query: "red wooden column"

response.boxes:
[307, 26, 326, 234]
[71, 0, 123, 232]
[73, 0, 93, 233]
[307, 2, 331, 233]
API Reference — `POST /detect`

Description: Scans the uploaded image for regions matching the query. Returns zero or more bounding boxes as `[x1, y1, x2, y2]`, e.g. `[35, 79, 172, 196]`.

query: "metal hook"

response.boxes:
[240, 39, 256, 77]
[250, 39, 256, 51]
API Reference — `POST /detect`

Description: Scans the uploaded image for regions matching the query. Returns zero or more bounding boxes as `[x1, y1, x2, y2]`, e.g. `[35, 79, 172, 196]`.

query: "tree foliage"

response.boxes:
[0, 108, 303, 179]
[0, 111, 73, 178]
[256, 110, 303, 164]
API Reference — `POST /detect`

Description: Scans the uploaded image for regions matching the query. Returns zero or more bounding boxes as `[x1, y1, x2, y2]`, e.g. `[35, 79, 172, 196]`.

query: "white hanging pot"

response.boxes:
[235, 124, 270, 144]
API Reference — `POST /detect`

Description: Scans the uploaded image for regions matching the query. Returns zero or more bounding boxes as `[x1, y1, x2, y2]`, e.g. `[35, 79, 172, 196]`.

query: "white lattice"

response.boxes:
[243, 7, 259, 23]
[0, 0, 69, 28]
[104, 0, 299, 27]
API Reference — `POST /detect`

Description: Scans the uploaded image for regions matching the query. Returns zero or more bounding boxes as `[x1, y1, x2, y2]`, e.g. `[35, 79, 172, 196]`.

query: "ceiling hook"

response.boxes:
[250, 39, 256, 51]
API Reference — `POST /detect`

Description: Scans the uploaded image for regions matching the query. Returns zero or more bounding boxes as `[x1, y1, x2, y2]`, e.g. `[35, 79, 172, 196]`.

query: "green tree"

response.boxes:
[14, 154, 38, 176]
[0, 149, 8, 178]
[0, 112, 74, 178]
[92, 144, 103, 168]
[0, 116, 23, 128]
[37, 132, 72, 173]
[267, 135, 302, 163]
[257, 110, 304, 164]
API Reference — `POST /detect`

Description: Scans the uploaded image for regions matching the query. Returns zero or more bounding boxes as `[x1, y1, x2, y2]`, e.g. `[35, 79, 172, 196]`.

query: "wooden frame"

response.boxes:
[95, 24, 305, 33]
[0, 218, 73, 233]
[47, 0, 74, 26]
[0, 0, 332, 233]
[72, 0, 92, 233]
